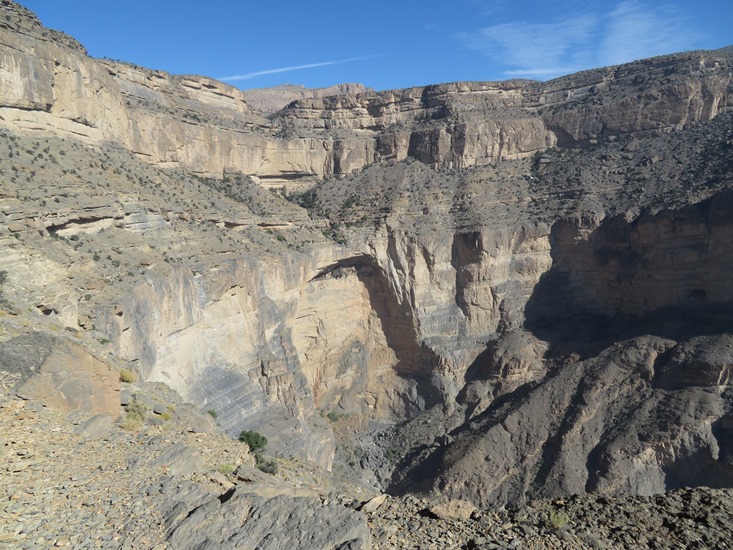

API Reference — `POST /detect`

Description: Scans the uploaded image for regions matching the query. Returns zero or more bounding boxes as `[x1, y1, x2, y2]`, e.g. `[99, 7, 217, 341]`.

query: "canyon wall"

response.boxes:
[396, 189, 733, 507]
[2, 0, 733, 506]
[1, 1, 731, 186]
[531, 191, 733, 319]
[88, 221, 555, 466]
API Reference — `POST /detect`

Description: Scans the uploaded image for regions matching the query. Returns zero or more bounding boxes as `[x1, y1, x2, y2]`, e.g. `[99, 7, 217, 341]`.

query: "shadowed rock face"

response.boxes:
[2, 0, 733, 512]
[391, 189, 733, 508]
[529, 191, 733, 322]
[394, 333, 733, 508]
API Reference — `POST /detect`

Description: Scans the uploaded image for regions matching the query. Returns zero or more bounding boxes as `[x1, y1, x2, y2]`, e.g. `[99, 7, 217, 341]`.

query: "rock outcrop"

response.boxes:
[243, 83, 373, 116]
[0, 333, 120, 416]
[1, 0, 731, 186]
[166, 488, 370, 549]
[0, 395, 372, 549]
[394, 334, 733, 508]
[2, 0, 733, 531]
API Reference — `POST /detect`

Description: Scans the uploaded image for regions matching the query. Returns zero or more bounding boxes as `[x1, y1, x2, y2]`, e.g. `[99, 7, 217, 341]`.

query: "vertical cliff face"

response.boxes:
[95, 254, 336, 468]
[86, 220, 556, 468]
[527, 191, 733, 323]
[396, 186, 733, 508]
[3, 0, 733, 511]
[1, 0, 731, 186]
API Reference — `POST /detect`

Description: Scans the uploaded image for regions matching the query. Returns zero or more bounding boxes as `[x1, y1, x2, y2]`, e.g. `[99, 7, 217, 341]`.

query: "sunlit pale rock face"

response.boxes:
[1, 0, 731, 186]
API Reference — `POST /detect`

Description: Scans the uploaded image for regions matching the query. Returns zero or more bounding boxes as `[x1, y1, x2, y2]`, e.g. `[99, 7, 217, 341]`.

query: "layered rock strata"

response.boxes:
[1, 0, 731, 186]
[2, 0, 733, 515]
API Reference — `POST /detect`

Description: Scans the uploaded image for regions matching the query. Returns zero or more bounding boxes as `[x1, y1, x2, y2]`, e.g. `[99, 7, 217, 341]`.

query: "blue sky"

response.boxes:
[21, 0, 732, 91]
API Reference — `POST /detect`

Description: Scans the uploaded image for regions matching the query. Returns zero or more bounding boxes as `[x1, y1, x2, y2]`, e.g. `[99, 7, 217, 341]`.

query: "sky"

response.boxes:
[20, 0, 732, 91]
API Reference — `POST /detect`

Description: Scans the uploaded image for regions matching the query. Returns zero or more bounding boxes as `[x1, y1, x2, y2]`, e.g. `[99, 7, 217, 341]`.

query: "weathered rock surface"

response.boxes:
[0, 396, 372, 550]
[1, 0, 731, 186]
[2, 2, 733, 542]
[0, 333, 119, 416]
[5, 393, 730, 550]
[366, 487, 733, 549]
[393, 334, 733, 508]
[167, 489, 371, 549]
[243, 83, 373, 116]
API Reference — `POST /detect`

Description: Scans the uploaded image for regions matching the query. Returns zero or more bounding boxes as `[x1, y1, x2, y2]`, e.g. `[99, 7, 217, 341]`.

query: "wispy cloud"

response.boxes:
[218, 55, 380, 82]
[598, 1, 698, 66]
[457, 1, 700, 80]
[456, 13, 596, 78]
[467, 0, 508, 17]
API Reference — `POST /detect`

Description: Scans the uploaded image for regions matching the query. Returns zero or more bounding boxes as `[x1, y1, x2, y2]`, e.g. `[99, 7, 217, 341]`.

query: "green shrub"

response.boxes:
[321, 227, 347, 245]
[126, 398, 147, 421]
[218, 463, 235, 475]
[119, 413, 142, 431]
[120, 398, 147, 431]
[238, 430, 278, 474]
[292, 190, 317, 209]
[119, 368, 136, 383]
[207, 409, 218, 419]
[543, 509, 569, 531]
[239, 430, 267, 453]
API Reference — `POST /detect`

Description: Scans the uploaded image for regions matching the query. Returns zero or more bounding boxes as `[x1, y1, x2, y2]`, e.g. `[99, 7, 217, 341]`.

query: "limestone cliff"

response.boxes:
[1, 0, 731, 186]
[2, 0, 733, 512]
[243, 83, 373, 116]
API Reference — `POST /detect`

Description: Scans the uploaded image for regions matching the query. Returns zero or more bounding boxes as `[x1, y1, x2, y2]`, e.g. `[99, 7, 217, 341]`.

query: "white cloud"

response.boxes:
[598, 1, 698, 66]
[219, 55, 380, 82]
[467, 0, 508, 17]
[456, 13, 597, 79]
[457, 1, 700, 80]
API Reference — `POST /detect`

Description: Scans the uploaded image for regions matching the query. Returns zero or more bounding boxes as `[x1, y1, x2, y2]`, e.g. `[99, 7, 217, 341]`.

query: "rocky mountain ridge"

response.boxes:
[242, 83, 373, 116]
[2, 0, 733, 547]
[1, 0, 731, 186]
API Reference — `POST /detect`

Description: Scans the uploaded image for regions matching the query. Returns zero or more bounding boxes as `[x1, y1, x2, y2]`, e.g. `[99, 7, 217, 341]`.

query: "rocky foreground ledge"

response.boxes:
[1, 394, 731, 549]
[0, 395, 370, 550]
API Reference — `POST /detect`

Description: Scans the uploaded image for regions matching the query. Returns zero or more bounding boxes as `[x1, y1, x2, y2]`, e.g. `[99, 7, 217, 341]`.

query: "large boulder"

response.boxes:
[0, 333, 119, 416]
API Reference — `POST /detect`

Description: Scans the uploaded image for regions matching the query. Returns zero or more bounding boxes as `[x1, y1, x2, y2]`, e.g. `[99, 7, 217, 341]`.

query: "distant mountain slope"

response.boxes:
[243, 83, 373, 116]
[0, 0, 730, 187]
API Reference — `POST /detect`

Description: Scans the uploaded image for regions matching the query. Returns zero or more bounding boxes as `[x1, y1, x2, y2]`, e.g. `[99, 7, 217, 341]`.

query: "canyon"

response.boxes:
[1, 0, 733, 547]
